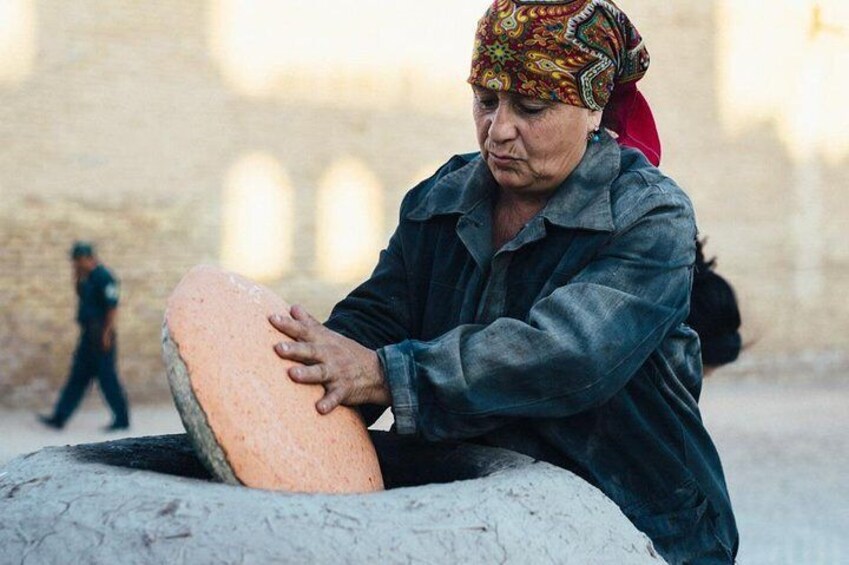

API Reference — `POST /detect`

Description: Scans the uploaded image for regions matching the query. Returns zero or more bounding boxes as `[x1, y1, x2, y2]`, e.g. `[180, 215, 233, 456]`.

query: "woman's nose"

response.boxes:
[488, 105, 518, 143]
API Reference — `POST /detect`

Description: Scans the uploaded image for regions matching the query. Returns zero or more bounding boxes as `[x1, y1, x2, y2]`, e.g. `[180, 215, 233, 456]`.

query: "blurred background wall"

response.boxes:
[1, 0, 847, 408]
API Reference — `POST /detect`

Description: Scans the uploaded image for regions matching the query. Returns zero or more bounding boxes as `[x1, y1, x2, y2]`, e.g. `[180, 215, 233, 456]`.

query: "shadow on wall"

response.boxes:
[716, 0, 849, 311]
[711, 0, 849, 356]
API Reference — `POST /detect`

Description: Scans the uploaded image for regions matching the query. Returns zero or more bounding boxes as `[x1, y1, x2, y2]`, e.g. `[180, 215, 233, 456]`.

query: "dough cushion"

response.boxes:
[162, 265, 384, 493]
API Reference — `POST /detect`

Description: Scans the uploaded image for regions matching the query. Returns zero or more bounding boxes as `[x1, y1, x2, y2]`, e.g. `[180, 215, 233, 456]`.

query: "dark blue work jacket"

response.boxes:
[326, 133, 738, 563]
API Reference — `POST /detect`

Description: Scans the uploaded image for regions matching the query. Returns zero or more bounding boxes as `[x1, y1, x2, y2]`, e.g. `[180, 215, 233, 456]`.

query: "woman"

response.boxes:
[269, 1, 738, 562]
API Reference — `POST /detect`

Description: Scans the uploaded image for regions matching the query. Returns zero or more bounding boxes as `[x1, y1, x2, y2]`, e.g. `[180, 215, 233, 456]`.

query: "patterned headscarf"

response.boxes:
[469, 0, 662, 165]
[469, 0, 648, 110]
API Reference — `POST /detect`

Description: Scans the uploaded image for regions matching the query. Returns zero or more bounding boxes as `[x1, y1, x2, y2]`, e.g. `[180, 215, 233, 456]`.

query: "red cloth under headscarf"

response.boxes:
[605, 82, 662, 166]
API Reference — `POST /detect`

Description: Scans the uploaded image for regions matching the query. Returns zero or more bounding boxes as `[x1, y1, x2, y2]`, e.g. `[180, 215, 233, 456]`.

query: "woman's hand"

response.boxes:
[269, 305, 391, 415]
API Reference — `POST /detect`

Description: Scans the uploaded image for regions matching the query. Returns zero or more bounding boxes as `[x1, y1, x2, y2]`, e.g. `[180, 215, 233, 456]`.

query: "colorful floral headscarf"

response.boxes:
[469, 0, 662, 165]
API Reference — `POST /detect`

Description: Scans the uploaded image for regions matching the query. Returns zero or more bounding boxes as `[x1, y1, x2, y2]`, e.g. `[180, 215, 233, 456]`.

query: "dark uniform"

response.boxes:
[51, 264, 129, 427]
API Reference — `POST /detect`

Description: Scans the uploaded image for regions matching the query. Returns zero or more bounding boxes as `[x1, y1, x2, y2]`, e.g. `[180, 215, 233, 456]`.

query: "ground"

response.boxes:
[1, 372, 847, 564]
[699, 373, 849, 564]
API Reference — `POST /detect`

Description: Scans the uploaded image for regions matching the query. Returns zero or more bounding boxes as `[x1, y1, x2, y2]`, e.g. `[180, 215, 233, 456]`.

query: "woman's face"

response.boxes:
[473, 86, 601, 197]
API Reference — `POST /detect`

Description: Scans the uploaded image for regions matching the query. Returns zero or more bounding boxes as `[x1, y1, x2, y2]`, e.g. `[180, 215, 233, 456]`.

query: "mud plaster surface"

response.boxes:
[0, 434, 663, 564]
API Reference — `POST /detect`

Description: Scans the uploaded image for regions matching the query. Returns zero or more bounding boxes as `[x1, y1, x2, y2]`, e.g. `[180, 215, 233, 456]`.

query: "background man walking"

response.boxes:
[39, 242, 130, 431]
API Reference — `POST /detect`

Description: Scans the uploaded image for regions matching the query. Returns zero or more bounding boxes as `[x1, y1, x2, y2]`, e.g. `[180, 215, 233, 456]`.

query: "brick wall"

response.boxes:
[1, 1, 848, 408]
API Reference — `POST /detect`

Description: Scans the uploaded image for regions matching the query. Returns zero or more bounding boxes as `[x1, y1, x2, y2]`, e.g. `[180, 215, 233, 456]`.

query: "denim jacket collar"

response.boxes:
[406, 131, 620, 233]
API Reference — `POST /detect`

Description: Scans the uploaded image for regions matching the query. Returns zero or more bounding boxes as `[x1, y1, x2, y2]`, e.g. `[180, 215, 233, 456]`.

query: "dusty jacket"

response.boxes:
[326, 133, 738, 563]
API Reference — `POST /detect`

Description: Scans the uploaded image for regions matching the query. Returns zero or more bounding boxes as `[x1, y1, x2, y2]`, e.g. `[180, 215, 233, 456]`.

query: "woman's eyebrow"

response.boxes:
[510, 94, 549, 106]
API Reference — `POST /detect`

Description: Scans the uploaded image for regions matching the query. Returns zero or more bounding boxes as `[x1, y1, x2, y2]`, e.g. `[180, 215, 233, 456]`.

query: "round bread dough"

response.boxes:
[162, 265, 384, 493]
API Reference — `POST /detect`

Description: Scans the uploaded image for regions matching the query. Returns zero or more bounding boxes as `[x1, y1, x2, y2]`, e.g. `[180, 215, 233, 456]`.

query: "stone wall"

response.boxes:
[1, 0, 847, 408]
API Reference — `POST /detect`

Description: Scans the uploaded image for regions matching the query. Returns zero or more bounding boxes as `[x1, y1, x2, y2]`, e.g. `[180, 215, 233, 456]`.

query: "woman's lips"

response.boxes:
[489, 153, 519, 167]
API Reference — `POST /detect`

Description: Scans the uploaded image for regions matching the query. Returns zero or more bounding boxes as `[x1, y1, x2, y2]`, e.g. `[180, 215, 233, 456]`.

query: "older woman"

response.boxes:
[269, 1, 738, 562]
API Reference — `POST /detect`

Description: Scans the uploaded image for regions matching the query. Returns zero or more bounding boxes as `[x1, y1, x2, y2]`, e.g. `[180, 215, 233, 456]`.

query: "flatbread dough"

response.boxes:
[162, 265, 383, 493]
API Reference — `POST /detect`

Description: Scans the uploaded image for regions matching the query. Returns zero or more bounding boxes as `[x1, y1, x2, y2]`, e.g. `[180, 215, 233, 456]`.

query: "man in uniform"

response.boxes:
[39, 242, 130, 431]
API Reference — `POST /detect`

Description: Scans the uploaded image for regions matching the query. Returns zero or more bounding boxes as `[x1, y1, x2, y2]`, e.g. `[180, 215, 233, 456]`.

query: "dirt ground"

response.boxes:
[698, 373, 849, 564]
[2, 373, 847, 565]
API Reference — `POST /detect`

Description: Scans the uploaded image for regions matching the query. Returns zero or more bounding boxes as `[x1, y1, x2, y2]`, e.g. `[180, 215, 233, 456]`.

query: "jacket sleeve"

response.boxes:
[324, 154, 476, 349]
[379, 186, 697, 441]
[101, 272, 120, 309]
[324, 200, 416, 426]
[324, 228, 413, 350]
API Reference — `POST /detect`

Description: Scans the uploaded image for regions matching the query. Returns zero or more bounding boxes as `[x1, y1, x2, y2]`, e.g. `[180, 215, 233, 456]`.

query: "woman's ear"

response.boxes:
[588, 110, 603, 132]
